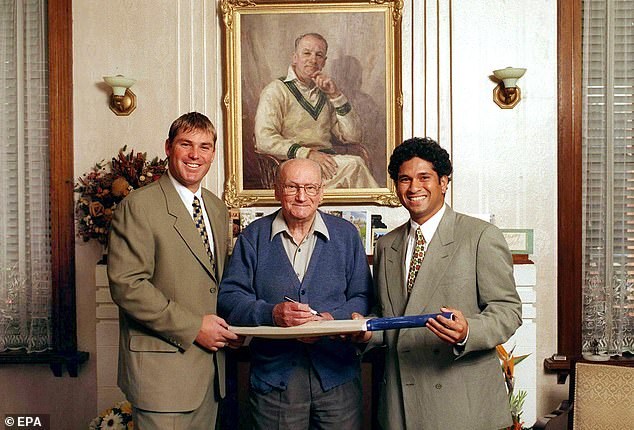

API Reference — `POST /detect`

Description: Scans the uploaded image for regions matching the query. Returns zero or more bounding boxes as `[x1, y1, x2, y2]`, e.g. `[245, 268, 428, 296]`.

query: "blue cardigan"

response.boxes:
[218, 210, 373, 392]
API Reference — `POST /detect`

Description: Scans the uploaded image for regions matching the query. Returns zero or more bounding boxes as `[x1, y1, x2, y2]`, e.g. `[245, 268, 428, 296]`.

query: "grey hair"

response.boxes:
[294, 33, 328, 53]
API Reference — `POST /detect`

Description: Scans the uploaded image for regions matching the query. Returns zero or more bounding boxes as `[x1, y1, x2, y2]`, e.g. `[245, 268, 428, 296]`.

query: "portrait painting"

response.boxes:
[221, 0, 402, 207]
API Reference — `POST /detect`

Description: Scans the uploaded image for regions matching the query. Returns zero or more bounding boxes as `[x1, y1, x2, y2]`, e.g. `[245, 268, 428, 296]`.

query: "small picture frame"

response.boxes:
[324, 209, 370, 254]
[500, 229, 534, 255]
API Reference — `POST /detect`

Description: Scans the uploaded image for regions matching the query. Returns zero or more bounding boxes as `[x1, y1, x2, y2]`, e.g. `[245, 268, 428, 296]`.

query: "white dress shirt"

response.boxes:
[403, 204, 446, 291]
[167, 171, 215, 252]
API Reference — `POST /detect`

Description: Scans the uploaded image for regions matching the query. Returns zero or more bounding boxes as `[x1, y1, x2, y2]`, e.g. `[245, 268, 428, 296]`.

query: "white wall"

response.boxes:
[0, 1, 567, 427]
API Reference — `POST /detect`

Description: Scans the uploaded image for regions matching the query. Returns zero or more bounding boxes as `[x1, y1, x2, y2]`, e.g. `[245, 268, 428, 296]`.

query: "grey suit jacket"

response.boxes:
[372, 205, 522, 430]
[108, 174, 229, 412]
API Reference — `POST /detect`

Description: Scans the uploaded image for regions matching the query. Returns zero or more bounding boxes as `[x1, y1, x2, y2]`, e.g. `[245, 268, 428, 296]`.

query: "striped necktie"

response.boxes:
[406, 227, 425, 294]
[192, 196, 215, 268]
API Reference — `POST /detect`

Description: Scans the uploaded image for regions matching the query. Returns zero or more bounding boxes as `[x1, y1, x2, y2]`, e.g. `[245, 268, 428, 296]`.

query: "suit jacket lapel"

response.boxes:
[384, 223, 408, 316]
[404, 206, 456, 315]
[160, 175, 217, 282]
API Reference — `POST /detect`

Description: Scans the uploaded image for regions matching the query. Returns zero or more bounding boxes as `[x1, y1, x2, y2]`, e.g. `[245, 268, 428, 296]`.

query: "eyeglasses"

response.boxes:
[282, 183, 322, 196]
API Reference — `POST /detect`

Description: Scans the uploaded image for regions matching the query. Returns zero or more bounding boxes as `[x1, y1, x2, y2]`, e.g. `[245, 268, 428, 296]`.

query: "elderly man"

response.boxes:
[108, 112, 240, 429]
[353, 137, 523, 430]
[254, 32, 379, 189]
[218, 158, 373, 429]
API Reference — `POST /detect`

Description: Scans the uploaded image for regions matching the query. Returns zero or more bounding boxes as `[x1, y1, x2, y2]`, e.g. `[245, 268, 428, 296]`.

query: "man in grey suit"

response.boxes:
[356, 137, 522, 429]
[108, 112, 240, 429]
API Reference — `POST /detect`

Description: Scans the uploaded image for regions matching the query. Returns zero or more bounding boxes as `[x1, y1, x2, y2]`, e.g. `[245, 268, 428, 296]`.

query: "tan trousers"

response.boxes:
[132, 379, 218, 430]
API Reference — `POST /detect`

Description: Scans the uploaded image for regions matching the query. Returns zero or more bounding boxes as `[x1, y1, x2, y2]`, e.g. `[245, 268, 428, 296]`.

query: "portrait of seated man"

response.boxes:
[254, 32, 379, 189]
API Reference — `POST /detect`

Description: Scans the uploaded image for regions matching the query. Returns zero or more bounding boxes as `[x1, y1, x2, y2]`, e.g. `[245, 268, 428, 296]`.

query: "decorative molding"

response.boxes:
[223, 175, 259, 208]
[220, 0, 256, 30]
[373, 193, 401, 207]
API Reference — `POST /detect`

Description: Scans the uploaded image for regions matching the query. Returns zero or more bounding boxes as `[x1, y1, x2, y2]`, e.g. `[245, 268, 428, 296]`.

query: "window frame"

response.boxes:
[0, 0, 86, 376]
[549, 0, 633, 380]
[554, 0, 584, 365]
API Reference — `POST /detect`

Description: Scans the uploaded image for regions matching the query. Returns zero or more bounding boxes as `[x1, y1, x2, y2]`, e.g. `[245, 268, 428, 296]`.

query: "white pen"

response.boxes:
[283, 295, 322, 317]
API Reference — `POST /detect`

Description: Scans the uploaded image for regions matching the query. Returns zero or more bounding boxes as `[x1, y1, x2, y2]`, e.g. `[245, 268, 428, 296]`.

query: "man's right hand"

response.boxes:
[273, 302, 319, 327]
[307, 150, 338, 180]
[195, 314, 240, 352]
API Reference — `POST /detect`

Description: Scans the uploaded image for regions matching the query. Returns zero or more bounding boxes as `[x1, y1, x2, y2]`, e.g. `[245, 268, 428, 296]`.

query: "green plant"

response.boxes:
[497, 344, 530, 430]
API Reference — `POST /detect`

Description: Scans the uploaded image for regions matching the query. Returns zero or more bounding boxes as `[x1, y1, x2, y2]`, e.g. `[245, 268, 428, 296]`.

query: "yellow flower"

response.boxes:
[496, 344, 529, 382]
[119, 401, 132, 414]
[111, 177, 130, 197]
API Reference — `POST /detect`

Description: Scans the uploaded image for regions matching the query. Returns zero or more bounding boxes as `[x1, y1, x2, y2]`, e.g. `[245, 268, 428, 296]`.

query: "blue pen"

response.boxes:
[284, 296, 322, 317]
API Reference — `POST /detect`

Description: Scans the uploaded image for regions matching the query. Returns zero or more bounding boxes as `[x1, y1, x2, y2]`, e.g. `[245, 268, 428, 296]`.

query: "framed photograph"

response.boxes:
[324, 208, 370, 253]
[500, 229, 534, 255]
[220, 0, 403, 207]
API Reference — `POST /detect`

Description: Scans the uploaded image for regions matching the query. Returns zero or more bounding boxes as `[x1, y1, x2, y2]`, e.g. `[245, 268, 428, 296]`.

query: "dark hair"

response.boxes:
[388, 137, 452, 182]
[167, 112, 216, 144]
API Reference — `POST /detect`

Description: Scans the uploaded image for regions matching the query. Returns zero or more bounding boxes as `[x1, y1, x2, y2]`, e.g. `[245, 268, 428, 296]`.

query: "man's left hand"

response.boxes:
[297, 311, 334, 344]
[426, 306, 468, 345]
[307, 150, 338, 180]
[334, 312, 372, 343]
[311, 71, 341, 98]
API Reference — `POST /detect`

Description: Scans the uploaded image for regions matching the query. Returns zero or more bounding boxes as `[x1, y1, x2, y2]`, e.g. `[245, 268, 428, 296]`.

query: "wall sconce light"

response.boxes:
[103, 75, 136, 116]
[492, 67, 526, 109]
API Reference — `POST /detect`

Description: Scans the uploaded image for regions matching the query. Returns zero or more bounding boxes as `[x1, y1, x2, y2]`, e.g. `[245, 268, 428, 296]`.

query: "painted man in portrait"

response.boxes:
[254, 32, 379, 189]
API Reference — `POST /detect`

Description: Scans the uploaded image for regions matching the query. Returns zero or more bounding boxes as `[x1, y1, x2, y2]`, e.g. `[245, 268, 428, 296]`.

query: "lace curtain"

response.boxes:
[581, 0, 634, 357]
[0, 0, 52, 353]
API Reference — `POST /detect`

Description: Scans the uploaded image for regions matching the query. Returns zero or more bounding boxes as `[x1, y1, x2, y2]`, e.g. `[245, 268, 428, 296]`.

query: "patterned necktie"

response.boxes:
[192, 196, 215, 268]
[406, 227, 426, 294]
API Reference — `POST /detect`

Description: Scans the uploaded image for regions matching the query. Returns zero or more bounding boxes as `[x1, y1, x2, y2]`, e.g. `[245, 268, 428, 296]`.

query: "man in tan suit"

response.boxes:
[108, 112, 240, 429]
[356, 137, 522, 429]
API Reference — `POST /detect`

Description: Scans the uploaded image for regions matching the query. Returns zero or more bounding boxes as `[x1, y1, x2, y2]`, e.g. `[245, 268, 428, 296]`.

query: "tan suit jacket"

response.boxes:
[108, 174, 229, 412]
[372, 206, 522, 430]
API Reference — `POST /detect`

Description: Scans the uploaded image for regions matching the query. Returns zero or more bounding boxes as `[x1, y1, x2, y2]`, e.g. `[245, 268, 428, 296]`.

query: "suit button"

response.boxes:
[300, 289, 306, 295]
[209, 287, 216, 293]
[435, 383, 442, 390]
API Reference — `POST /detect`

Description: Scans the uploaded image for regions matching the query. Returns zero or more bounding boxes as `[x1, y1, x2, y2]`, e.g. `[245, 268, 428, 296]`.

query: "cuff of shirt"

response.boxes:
[453, 328, 469, 355]
[295, 146, 311, 159]
[329, 93, 348, 106]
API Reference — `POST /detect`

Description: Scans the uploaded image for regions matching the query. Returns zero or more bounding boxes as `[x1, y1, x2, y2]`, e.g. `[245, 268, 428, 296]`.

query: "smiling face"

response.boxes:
[396, 157, 448, 225]
[165, 128, 216, 192]
[275, 159, 323, 226]
[291, 34, 327, 85]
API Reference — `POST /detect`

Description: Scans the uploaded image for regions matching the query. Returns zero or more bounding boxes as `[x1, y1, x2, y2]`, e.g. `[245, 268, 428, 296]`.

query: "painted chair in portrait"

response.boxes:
[254, 137, 371, 189]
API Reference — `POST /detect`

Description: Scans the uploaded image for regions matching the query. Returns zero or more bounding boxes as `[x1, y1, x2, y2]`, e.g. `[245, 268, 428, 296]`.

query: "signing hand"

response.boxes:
[307, 150, 338, 180]
[273, 301, 320, 327]
[426, 307, 468, 345]
[195, 314, 240, 352]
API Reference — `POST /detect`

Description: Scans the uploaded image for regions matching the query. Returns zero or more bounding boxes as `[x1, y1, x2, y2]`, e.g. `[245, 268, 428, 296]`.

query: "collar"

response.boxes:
[283, 65, 298, 83]
[409, 204, 446, 242]
[167, 170, 202, 209]
[271, 210, 330, 241]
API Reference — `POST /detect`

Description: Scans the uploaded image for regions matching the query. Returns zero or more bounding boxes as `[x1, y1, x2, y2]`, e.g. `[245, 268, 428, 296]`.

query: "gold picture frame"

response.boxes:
[220, 0, 403, 207]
